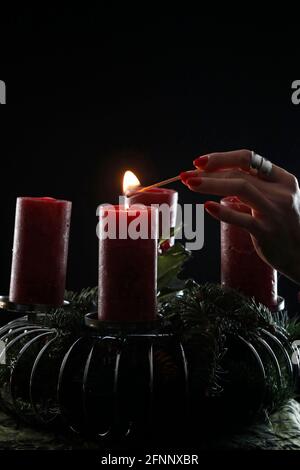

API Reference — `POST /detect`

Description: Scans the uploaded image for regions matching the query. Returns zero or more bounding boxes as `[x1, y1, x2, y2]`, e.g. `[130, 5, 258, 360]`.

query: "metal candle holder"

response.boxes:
[0, 295, 297, 444]
[0, 295, 70, 326]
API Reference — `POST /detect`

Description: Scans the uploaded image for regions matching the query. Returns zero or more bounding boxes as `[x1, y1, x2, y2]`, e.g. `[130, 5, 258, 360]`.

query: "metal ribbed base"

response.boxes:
[0, 294, 296, 442]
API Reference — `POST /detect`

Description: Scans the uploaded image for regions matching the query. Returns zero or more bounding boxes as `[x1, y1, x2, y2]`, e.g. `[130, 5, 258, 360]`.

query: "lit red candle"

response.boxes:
[98, 204, 158, 323]
[123, 171, 178, 248]
[9, 197, 72, 306]
[221, 196, 278, 309]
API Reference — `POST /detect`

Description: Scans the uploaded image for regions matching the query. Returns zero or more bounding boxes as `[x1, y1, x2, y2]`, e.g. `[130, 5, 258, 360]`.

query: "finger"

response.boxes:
[184, 177, 274, 214]
[194, 150, 290, 183]
[194, 150, 251, 172]
[198, 169, 274, 193]
[204, 201, 263, 238]
[182, 169, 263, 188]
[183, 168, 298, 199]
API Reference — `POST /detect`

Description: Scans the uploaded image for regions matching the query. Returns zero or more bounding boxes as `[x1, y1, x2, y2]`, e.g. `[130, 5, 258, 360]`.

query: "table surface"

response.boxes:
[0, 400, 300, 450]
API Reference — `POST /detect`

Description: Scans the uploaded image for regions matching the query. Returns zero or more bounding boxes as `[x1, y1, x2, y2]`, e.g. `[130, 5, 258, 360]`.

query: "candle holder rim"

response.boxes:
[0, 296, 70, 313]
[85, 311, 162, 333]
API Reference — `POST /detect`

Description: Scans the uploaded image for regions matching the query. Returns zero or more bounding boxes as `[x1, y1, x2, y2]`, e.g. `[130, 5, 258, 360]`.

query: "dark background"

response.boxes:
[1, 10, 300, 311]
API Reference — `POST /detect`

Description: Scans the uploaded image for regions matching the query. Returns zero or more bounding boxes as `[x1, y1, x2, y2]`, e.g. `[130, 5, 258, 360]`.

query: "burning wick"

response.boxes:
[123, 171, 142, 195]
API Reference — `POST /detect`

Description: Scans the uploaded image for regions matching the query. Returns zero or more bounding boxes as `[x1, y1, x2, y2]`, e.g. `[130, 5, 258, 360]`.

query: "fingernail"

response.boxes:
[204, 201, 220, 214]
[193, 155, 209, 168]
[180, 171, 187, 181]
[180, 172, 189, 184]
[180, 170, 198, 182]
[186, 177, 202, 186]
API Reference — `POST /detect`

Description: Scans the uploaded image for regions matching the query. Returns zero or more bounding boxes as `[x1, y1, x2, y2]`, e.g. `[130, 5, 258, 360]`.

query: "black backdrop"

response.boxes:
[1, 11, 300, 311]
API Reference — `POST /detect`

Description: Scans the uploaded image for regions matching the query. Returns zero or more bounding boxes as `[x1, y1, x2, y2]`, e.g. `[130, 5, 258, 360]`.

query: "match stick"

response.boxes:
[137, 175, 181, 192]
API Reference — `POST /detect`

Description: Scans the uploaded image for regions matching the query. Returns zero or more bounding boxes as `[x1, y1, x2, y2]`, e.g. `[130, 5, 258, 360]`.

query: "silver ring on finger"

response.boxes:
[250, 151, 273, 178]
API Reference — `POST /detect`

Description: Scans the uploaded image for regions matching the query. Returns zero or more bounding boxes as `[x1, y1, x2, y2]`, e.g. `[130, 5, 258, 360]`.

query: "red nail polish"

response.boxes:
[186, 177, 201, 186]
[181, 171, 199, 182]
[193, 155, 209, 168]
[204, 201, 220, 214]
[180, 172, 188, 182]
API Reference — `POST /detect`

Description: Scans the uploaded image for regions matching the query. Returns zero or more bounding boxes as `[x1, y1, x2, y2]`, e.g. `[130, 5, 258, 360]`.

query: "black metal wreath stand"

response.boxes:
[0, 295, 298, 445]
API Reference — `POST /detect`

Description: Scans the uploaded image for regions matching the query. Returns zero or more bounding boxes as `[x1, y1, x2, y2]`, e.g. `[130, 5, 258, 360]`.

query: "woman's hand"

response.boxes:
[180, 149, 300, 284]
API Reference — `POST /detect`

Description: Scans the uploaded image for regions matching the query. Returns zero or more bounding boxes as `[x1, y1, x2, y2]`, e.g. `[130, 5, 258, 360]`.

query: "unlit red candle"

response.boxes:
[221, 196, 278, 309]
[9, 197, 72, 306]
[98, 205, 158, 323]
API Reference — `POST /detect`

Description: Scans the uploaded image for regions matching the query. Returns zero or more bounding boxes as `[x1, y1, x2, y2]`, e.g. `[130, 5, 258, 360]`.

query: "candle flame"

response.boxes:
[123, 170, 141, 194]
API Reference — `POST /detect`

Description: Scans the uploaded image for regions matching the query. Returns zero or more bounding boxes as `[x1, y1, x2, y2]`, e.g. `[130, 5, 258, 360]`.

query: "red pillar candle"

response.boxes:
[9, 197, 72, 306]
[221, 196, 278, 309]
[126, 188, 178, 248]
[98, 204, 158, 323]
